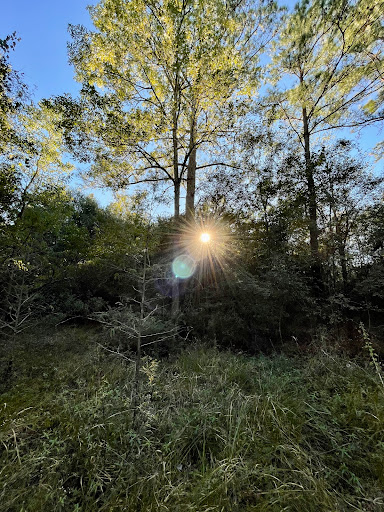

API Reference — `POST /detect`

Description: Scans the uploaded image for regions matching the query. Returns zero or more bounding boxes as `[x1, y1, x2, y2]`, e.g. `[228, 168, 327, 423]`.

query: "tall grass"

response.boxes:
[1, 328, 383, 511]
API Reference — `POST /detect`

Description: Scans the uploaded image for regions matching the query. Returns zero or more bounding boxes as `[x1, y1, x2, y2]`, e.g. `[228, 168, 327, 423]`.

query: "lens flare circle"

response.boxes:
[200, 232, 211, 243]
[172, 254, 196, 279]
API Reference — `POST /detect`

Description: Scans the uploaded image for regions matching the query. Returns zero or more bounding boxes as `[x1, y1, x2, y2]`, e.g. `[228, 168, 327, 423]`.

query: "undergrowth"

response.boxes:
[0, 327, 384, 511]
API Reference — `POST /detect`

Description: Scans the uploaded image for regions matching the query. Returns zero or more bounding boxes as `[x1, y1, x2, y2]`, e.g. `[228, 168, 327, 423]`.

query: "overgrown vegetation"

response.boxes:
[1, 328, 384, 511]
[1, 0, 384, 508]
[1, 0, 383, 346]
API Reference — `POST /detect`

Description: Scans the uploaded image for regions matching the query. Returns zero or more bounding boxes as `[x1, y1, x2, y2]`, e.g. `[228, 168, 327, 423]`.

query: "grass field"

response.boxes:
[1, 327, 383, 511]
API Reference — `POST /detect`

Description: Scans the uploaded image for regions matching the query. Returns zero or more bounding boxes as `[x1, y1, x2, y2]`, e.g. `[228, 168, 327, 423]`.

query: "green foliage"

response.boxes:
[360, 322, 384, 389]
[64, 0, 282, 216]
[0, 163, 20, 222]
[0, 184, 150, 334]
[184, 258, 313, 351]
[1, 330, 384, 511]
[0, 33, 28, 152]
[269, 0, 384, 136]
[263, 0, 384, 265]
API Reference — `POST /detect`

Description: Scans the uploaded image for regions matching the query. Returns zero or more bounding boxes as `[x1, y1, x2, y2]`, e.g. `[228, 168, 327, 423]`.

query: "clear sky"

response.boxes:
[1, 0, 96, 100]
[0, 0, 116, 204]
[1, 0, 382, 207]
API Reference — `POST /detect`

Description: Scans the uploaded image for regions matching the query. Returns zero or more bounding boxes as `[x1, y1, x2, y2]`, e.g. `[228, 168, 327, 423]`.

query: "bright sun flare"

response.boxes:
[200, 232, 211, 243]
[173, 216, 234, 286]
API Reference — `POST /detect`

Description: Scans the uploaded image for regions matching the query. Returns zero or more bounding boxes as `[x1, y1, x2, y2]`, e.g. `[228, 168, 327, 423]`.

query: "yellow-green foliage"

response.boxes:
[269, 0, 384, 136]
[68, 0, 281, 192]
[1, 328, 384, 511]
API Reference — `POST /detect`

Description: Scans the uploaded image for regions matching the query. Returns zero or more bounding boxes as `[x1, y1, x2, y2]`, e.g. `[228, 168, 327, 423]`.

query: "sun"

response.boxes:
[170, 215, 235, 285]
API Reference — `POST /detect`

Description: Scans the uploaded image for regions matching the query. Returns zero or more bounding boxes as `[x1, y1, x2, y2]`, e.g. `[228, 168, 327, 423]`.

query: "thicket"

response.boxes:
[1, 182, 383, 353]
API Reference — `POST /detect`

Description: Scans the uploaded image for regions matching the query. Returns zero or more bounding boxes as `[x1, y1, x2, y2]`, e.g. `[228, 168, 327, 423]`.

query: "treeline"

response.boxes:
[1, 0, 383, 353]
[1, 147, 383, 351]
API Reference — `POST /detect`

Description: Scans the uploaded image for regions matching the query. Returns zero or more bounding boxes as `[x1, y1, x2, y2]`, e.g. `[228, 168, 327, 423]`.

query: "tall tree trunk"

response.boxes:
[172, 117, 180, 315]
[174, 179, 180, 219]
[335, 219, 348, 292]
[302, 106, 322, 289]
[302, 106, 319, 263]
[186, 110, 197, 220]
[259, 184, 270, 257]
[172, 73, 180, 219]
[172, 179, 181, 316]
[339, 244, 348, 293]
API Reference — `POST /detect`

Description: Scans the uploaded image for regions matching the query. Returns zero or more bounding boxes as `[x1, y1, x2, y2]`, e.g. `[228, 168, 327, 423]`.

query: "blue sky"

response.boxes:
[1, 0, 382, 208]
[0, 0, 117, 204]
[1, 0, 96, 100]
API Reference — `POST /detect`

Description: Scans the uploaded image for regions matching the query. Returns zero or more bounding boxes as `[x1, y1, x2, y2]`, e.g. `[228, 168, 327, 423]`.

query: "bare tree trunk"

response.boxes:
[172, 180, 180, 317]
[302, 107, 319, 262]
[186, 110, 197, 220]
[339, 245, 348, 292]
[302, 105, 321, 288]
[259, 186, 270, 257]
[335, 221, 348, 292]
[172, 72, 180, 219]
[171, 72, 181, 317]
[174, 179, 180, 219]
[186, 147, 196, 220]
